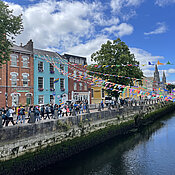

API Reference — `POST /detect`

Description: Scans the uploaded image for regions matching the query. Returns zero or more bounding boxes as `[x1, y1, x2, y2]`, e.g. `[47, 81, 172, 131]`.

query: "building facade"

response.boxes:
[63, 54, 91, 104]
[0, 40, 34, 107]
[33, 49, 68, 105]
[91, 86, 107, 104]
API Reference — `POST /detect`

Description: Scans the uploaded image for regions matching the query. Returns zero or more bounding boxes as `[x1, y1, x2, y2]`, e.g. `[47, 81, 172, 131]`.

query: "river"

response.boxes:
[33, 112, 175, 175]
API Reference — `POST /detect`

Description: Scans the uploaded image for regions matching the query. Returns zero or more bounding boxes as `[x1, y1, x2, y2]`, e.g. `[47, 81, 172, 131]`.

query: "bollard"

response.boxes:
[0, 111, 2, 128]
[98, 103, 101, 111]
[28, 111, 35, 123]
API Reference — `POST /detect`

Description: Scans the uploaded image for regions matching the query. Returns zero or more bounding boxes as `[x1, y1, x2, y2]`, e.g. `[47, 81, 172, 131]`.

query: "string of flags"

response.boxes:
[35, 54, 175, 102]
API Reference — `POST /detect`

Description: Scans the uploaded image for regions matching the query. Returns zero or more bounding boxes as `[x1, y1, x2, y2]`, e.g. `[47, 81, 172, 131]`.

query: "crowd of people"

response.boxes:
[0, 100, 89, 127]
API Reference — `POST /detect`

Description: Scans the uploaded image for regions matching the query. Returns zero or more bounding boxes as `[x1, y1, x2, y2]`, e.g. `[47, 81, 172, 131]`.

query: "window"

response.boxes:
[11, 54, 18, 66]
[70, 57, 74, 63]
[11, 72, 18, 86]
[22, 56, 29, 67]
[102, 89, 105, 98]
[60, 64, 64, 74]
[79, 83, 83, 90]
[38, 77, 44, 90]
[84, 84, 87, 91]
[50, 95, 54, 104]
[91, 89, 94, 98]
[74, 82, 77, 90]
[38, 61, 44, 72]
[38, 95, 44, 104]
[50, 77, 54, 90]
[74, 70, 76, 77]
[80, 59, 85, 65]
[22, 73, 29, 87]
[75, 58, 79, 64]
[26, 94, 31, 105]
[60, 78, 65, 90]
[50, 63, 54, 73]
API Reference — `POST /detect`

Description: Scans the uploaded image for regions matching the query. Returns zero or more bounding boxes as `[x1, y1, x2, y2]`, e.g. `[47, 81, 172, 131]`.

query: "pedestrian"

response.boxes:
[45, 104, 50, 119]
[101, 99, 104, 109]
[40, 105, 45, 119]
[5, 107, 15, 126]
[50, 104, 54, 118]
[21, 106, 26, 124]
[16, 106, 22, 124]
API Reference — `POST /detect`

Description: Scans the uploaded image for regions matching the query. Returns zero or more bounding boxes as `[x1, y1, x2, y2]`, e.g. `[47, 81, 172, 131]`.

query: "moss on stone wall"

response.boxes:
[1, 102, 175, 175]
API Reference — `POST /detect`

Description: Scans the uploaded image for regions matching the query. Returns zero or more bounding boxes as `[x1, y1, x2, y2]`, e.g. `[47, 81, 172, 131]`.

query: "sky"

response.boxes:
[3, 0, 175, 84]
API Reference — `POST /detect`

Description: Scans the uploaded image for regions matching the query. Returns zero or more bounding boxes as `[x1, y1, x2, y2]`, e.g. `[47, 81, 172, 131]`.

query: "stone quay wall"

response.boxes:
[0, 101, 175, 175]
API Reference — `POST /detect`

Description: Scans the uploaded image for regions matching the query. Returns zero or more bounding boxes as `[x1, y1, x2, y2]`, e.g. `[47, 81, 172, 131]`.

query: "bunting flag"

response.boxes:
[54, 78, 59, 83]
[157, 60, 164, 65]
[166, 61, 173, 65]
[148, 62, 154, 65]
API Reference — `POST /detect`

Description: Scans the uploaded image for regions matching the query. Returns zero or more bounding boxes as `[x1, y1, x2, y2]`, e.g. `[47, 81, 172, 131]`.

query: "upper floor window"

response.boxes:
[22, 73, 29, 87]
[22, 56, 29, 67]
[11, 54, 18, 66]
[60, 64, 64, 74]
[38, 77, 44, 90]
[75, 58, 79, 64]
[11, 72, 18, 87]
[60, 78, 65, 91]
[38, 61, 44, 72]
[74, 82, 77, 90]
[50, 63, 54, 73]
[70, 57, 74, 63]
[50, 77, 54, 90]
[79, 83, 83, 90]
[74, 70, 76, 77]
[84, 84, 87, 91]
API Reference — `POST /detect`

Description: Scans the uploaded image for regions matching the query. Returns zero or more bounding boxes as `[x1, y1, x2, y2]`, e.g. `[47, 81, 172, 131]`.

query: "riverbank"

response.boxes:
[0, 101, 175, 175]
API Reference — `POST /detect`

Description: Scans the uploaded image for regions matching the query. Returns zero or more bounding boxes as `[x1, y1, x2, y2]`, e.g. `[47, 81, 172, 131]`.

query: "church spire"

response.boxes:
[154, 64, 160, 83]
[162, 71, 166, 84]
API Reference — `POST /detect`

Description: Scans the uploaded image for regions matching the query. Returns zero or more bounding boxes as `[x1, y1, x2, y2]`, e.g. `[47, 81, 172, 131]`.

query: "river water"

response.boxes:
[34, 112, 175, 175]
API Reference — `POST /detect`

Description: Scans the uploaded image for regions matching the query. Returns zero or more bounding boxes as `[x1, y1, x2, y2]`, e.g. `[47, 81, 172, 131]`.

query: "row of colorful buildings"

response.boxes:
[0, 40, 92, 107]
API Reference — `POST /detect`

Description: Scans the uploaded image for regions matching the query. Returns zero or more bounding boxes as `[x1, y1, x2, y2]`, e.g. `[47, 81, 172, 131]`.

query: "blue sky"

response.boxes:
[4, 0, 175, 83]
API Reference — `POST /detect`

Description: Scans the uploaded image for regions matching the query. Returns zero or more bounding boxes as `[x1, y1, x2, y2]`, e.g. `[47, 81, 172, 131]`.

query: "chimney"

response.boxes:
[23, 39, 33, 52]
[20, 43, 23, 47]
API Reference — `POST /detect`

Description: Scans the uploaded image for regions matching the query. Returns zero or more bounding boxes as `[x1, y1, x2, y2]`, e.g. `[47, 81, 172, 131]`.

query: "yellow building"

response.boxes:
[91, 86, 107, 104]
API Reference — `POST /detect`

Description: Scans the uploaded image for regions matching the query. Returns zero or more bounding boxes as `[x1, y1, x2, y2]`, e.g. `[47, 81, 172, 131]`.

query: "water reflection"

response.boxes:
[33, 113, 175, 175]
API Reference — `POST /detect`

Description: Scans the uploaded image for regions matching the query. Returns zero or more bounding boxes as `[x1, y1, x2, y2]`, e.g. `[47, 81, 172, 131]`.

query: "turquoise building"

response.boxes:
[33, 49, 68, 105]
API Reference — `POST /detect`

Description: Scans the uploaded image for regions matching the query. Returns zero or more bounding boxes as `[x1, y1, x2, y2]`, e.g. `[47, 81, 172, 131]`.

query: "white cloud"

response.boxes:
[7, 0, 104, 50]
[155, 0, 175, 7]
[129, 47, 164, 69]
[144, 22, 167, 35]
[103, 23, 134, 37]
[6, 0, 136, 53]
[66, 36, 109, 65]
[110, 0, 144, 13]
[167, 69, 175, 74]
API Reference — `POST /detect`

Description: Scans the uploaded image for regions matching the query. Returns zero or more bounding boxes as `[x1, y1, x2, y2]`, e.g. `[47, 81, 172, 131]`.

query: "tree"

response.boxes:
[0, 1, 23, 65]
[89, 38, 143, 98]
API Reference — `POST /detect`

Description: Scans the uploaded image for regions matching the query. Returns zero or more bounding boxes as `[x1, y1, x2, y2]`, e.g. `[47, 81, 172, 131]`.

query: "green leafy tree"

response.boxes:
[89, 38, 143, 98]
[0, 1, 23, 65]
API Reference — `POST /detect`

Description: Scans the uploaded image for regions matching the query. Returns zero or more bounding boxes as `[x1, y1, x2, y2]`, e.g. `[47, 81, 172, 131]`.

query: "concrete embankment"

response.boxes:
[0, 102, 175, 175]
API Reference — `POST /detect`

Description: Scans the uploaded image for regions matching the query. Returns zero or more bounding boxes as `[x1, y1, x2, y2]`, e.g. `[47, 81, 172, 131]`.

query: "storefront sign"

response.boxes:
[16, 90, 29, 93]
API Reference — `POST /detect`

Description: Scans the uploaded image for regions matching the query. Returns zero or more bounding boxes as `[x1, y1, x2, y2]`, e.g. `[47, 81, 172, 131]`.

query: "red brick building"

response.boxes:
[0, 40, 34, 107]
[63, 54, 91, 104]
